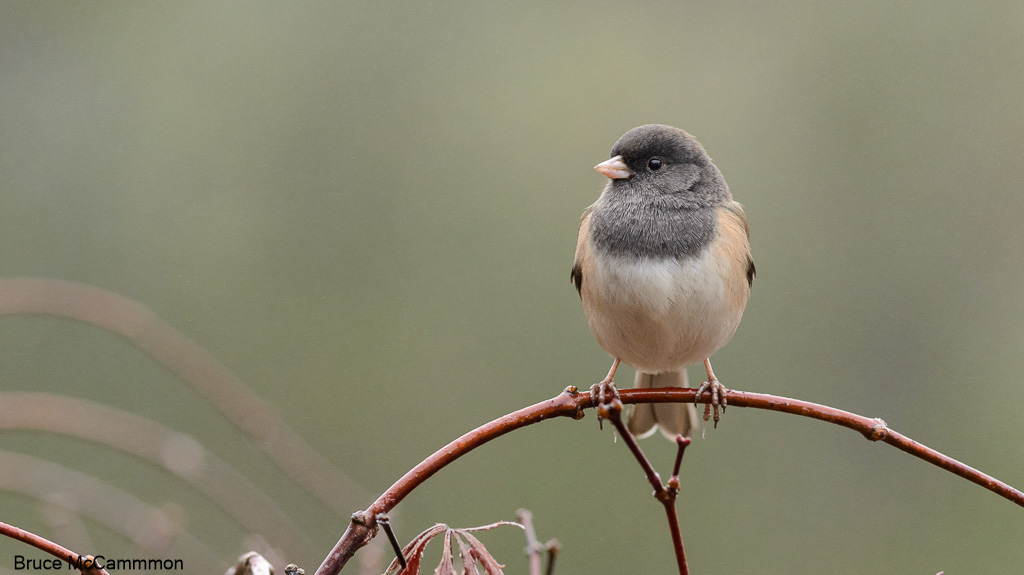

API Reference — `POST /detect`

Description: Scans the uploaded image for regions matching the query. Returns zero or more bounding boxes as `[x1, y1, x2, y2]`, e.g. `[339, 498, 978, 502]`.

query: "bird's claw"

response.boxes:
[694, 375, 728, 429]
[590, 380, 621, 407]
[590, 380, 621, 431]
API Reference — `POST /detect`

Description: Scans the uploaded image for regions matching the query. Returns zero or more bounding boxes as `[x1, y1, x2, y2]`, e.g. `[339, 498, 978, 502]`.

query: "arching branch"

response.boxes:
[0, 521, 110, 574]
[315, 386, 1024, 575]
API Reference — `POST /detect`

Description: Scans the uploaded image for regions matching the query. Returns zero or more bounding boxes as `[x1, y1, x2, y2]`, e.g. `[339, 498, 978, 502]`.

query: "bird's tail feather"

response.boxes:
[627, 370, 698, 440]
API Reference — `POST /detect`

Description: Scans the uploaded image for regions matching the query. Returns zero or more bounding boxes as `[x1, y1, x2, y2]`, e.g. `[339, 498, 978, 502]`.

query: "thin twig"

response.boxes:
[0, 521, 110, 575]
[515, 509, 543, 575]
[315, 386, 1024, 575]
[544, 540, 561, 575]
[671, 435, 690, 484]
[516, 509, 559, 575]
[374, 514, 406, 571]
[600, 399, 688, 575]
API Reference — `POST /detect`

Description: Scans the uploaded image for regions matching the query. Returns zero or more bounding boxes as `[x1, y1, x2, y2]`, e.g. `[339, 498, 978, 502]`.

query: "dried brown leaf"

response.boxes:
[384, 521, 524, 575]
[456, 531, 505, 575]
[453, 534, 480, 575]
[434, 529, 455, 575]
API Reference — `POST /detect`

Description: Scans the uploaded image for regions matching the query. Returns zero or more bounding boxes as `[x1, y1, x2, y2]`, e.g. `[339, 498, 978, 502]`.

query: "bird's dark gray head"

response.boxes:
[589, 124, 731, 258]
[596, 124, 730, 209]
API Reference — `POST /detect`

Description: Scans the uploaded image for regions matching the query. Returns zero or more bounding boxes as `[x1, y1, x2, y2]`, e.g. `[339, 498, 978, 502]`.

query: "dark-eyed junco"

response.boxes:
[571, 124, 754, 439]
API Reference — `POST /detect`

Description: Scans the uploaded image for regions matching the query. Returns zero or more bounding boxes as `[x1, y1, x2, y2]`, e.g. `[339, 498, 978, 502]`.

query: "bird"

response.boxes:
[571, 124, 754, 439]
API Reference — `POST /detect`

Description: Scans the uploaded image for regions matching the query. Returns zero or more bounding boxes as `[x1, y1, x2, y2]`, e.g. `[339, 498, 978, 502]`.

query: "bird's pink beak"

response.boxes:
[594, 155, 631, 179]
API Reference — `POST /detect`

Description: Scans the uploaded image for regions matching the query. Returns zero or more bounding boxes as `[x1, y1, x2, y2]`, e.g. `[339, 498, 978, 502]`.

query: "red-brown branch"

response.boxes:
[0, 521, 110, 574]
[600, 399, 690, 575]
[315, 386, 1024, 575]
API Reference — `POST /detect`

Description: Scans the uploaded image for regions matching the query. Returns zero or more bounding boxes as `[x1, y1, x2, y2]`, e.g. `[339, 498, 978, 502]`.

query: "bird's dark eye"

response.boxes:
[647, 158, 663, 171]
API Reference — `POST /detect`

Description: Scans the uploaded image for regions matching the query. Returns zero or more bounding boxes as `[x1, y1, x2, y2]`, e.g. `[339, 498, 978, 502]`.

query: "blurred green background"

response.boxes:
[2, 1, 1023, 573]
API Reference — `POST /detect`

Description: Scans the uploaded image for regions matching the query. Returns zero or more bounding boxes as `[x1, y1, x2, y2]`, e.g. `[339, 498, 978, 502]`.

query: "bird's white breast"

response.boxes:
[593, 250, 725, 316]
[584, 247, 742, 372]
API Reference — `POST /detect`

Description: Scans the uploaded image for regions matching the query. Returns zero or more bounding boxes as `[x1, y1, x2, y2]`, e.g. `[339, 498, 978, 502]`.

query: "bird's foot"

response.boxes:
[590, 380, 621, 432]
[589, 380, 621, 408]
[590, 358, 623, 431]
[590, 358, 622, 407]
[696, 374, 729, 427]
